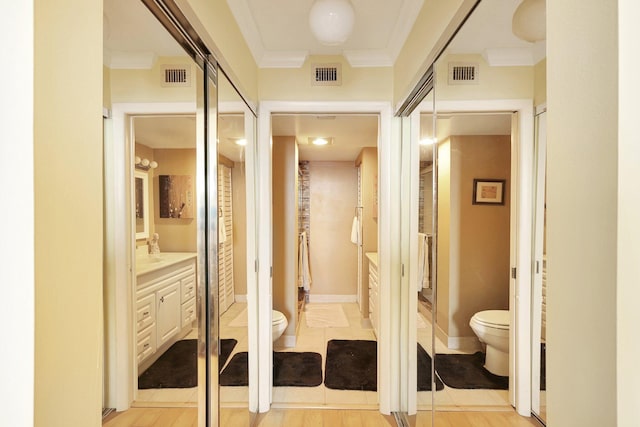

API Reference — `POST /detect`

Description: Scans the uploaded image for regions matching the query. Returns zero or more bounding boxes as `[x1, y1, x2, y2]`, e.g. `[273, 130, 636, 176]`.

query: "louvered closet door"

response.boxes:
[218, 164, 235, 314]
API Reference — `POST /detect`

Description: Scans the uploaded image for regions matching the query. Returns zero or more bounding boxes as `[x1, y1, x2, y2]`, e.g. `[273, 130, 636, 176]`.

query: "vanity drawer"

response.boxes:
[136, 325, 156, 364]
[181, 275, 196, 302]
[136, 293, 156, 331]
[182, 299, 196, 327]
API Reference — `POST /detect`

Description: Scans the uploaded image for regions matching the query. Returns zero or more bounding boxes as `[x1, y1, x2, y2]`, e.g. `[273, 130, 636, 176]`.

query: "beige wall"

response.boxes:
[232, 162, 248, 296]
[435, 54, 535, 101]
[272, 137, 298, 336]
[534, 58, 547, 107]
[109, 57, 197, 104]
[151, 148, 198, 253]
[436, 136, 511, 338]
[259, 56, 392, 101]
[547, 0, 618, 425]
[309, 162, 359, 297]
[34, 0, 103, 425]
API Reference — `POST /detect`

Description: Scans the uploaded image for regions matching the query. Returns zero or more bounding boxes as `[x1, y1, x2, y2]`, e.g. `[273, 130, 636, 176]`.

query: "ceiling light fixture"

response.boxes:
[311, 137, 330, 146]
[512, 0, 546, 43]
[309, 0, 355, 46]
[234, 138, 247, 146]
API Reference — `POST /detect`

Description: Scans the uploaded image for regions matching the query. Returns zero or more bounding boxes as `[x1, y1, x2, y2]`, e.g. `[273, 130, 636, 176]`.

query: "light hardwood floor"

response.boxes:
[103, 407, 542, 427]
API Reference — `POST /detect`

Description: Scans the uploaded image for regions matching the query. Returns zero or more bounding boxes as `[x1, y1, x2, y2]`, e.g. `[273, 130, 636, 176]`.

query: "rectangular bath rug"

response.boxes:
[324, 339, 377, 391]
[220, 351, 323, 387]
[304, 303, 349, 328]
[138, 338, 237, 389]
[434, 351, 508, 390]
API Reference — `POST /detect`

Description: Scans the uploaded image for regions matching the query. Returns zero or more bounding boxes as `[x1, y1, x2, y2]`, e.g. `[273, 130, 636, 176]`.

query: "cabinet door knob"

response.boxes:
[160, 296, 165, 303]
[143, 311, 149, 316]
[143, 343, 149, 348]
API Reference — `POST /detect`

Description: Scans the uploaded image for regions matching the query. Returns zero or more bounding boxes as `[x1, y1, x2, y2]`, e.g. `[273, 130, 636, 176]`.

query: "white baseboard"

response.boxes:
[307, 294, 357, 303]
[234, 294, 247, 303]
[435, 323, 482, 352]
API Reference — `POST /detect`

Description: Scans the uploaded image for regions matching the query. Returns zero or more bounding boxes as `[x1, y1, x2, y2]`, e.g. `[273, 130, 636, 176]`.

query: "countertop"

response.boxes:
[136, 252, 197, 276]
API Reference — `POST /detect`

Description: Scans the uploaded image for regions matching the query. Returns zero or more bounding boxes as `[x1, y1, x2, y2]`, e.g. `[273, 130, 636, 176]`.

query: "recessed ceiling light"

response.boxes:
[308, 137, 334, 146]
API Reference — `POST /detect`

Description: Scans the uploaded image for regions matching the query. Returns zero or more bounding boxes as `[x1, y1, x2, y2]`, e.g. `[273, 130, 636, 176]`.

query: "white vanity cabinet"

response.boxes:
[136, 253, 197, 369]
[366, 252, 379, 338]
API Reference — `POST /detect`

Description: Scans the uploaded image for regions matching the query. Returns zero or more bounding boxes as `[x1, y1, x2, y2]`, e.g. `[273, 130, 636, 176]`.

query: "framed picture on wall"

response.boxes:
[472, 179, 506, 205]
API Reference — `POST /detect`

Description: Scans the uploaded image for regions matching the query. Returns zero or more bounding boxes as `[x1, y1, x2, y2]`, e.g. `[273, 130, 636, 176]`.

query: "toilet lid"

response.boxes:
[272, 310, 285, 325]
[473, 310, 510, 329]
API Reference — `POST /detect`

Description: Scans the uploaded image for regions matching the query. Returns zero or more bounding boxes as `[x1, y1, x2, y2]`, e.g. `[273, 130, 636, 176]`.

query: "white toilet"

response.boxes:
[469, 310, 510, 376]
[272, 310, 288, 342]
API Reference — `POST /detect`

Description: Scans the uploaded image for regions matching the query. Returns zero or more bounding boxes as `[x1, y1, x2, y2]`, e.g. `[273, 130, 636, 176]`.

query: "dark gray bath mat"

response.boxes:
[324, 339, 377, 391]
[220, 351, 324, 387]
[434, 351, 509, 389]
[138, 338, 237, 389]
[417, 344, 444, 391]
[274, 352, 323, 387]
[220, 352, 248, 386]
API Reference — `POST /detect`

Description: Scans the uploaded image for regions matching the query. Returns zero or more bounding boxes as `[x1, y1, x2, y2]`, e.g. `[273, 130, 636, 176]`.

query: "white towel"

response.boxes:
[350, 215, 360, 245]
[298, 232, 312, 291]
[218, 210, 227, 244]
[418, 233, 430, 289]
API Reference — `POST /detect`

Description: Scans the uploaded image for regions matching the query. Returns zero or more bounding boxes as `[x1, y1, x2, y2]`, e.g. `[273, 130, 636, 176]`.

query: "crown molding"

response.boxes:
[227, 0, 423, 69]
[386, 0, 424, 63]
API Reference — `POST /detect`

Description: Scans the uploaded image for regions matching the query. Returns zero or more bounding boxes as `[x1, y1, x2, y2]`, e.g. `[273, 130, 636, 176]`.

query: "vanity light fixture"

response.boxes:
[135, 156, 158, 171]
[419, 137, 437, 146]
[234, 138, 247, 146]
[309, 0, 355, 46]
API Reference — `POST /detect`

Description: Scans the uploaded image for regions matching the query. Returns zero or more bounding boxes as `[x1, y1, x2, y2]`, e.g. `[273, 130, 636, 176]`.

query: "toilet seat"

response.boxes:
[272, 310, 286, 325]
[472, 310, 509, 330]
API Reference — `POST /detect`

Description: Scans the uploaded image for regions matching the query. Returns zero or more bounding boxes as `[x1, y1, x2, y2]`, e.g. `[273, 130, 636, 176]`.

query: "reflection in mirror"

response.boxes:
[413, 93, 438, 416]
[132, 114, 199, 405]
[421, 0, 546, 419]
[531, 108, 547, 423]
[134, 171, 149, 240]
[217, 71, 252, 423]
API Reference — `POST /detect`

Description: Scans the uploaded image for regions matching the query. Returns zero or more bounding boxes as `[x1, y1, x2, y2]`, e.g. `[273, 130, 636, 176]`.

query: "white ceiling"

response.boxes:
[109, 0, 540, 161]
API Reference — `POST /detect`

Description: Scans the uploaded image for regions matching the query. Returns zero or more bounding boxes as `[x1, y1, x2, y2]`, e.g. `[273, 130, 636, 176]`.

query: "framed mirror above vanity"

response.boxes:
[134, 170, 149, 240]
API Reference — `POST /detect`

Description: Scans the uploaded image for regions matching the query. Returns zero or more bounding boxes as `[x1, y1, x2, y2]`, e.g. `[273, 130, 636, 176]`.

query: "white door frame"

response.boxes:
[256, 101, 399, 414]
[411, 99, 534, 416]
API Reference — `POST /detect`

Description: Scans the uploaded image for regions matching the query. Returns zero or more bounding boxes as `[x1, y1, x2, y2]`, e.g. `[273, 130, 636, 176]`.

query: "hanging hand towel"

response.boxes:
[298, 232, 312, 291]
[350, 216, 360, 245]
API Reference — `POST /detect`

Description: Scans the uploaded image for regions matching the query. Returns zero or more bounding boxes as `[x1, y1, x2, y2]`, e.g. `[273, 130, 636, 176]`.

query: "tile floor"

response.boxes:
[135, 301, 512, 412]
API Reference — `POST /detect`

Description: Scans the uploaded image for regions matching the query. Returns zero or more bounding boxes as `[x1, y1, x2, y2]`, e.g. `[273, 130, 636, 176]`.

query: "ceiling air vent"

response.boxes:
[311, 63, 342, 86]
[161, 65, 191, 87]
[448, 62, 479, 85]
